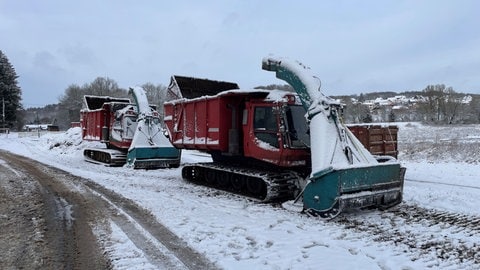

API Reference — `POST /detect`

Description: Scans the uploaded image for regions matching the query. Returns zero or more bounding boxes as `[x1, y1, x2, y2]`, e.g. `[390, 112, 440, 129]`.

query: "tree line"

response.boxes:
[55, 78, 167, 129]
[336, 85, 480, 125]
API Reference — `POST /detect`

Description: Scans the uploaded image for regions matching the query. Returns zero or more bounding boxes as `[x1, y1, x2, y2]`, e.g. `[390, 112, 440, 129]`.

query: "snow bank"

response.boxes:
[44, 127, 84, 152]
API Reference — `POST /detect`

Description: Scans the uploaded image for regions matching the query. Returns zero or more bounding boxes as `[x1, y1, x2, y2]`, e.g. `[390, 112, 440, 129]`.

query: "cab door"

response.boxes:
[242, 102, 283, 165]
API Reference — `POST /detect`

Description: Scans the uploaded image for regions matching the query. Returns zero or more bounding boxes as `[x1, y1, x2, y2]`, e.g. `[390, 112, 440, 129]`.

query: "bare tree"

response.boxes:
[58, 84, 85, 128]
[86, 77, 127, 97]
[141, 83, 167, 119]
[416, 84, 467, 124]
[442, 87, 462, 124]
[417, 84, 444, 123]
[340, 97, 371, 123]
[57, 77, 127, 129]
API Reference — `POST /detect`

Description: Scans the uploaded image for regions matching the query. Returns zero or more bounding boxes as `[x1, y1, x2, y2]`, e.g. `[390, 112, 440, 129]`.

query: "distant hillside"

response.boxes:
[23, 104, 63, 129]
[332, 91, 480, 101]
[332, 90, 480, 124]
[20, 89, 480, 131]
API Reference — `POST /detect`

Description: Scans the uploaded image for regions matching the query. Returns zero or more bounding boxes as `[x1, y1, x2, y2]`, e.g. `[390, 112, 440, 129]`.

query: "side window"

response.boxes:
[254, 107, 276, 131]
[254, 107, 279, 148]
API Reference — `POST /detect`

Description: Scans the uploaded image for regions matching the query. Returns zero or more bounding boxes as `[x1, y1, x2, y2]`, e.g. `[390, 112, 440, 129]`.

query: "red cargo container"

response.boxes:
[165, 91, 253, 152]
[80, 96, 133, 149]
[348, 124, 398, 158]
[81, 107, 107, 142]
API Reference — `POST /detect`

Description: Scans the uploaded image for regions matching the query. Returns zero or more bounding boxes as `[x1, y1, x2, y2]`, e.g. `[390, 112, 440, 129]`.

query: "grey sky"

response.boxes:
[1, 0, 479, 107]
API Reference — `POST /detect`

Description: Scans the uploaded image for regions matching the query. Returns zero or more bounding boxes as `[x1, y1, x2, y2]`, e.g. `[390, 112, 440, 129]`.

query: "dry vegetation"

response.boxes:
[398, 123, 480, 163]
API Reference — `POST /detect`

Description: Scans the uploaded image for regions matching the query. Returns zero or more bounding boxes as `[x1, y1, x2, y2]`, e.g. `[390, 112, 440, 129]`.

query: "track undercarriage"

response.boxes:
[84, 148, 127, 167]
[181, 163, 302, 202]
[83, 148, 180, 169]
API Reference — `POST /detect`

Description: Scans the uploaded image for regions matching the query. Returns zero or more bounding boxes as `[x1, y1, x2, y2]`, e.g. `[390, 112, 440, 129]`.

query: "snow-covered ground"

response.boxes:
[0, 123, 479, 270]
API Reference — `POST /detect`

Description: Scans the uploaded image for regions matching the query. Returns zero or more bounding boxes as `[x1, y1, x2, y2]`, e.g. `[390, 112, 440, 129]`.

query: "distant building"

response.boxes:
[23, 124, 59, 131]
[23, 124, 48, 131]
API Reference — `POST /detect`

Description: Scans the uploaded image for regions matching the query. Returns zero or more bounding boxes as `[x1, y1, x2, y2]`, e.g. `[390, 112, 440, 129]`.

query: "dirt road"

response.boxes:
[0, 150, 218, 269]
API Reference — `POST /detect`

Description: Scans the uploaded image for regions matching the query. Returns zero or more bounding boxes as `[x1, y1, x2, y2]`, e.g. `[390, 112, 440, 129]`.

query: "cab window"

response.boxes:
[254, 107, 279, 148]
[284, 105, 310, 148]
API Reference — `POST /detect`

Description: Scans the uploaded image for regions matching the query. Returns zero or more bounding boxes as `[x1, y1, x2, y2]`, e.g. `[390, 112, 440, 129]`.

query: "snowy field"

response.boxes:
[0, 123, 479, 270]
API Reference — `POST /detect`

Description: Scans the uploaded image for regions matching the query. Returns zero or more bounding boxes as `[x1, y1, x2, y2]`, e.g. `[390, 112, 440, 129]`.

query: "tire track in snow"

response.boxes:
[2, 151, 218, 270]
[337, 203, 480, 268]
[89, 188, 187, 269]
[0, 150, 110, 269]
[405, 178, 480, 190]
[390, 204, 480, 232]
[80, 180, 220, 270]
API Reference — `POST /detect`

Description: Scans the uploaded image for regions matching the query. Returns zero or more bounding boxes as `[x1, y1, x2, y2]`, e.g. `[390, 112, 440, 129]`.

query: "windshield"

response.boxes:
[123, 116, 137, 139]
[285, 105, 310, 148]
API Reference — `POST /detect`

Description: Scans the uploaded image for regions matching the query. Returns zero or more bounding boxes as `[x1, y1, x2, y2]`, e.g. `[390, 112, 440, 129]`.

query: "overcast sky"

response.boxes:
[1, 0, 479, 107]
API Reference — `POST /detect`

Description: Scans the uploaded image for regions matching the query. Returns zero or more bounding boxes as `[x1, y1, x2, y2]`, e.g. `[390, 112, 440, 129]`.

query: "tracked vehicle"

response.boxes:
[81, 87, 181, 169]
[164, 58, 405, 218]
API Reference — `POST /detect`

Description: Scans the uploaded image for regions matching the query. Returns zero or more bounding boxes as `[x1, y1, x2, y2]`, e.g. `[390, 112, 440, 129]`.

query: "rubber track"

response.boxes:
[83, 148, 126, 167]
[182, 163, 302, 202]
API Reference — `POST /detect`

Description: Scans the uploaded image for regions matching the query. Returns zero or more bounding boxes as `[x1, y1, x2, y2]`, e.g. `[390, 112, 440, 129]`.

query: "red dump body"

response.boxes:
[80, 96, 134, 150]
[164, 93, 233, 151]
[81, 107, 108, 142]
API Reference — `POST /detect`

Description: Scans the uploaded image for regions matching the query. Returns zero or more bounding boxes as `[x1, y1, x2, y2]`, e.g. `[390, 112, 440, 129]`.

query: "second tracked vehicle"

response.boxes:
[81, 87, 181, 169]
[164, 58, 405, 218]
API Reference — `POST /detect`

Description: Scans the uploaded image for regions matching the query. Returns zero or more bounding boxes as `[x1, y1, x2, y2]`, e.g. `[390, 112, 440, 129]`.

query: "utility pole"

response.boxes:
[2, 97, 4, 128]
[2, 97, 6, 136]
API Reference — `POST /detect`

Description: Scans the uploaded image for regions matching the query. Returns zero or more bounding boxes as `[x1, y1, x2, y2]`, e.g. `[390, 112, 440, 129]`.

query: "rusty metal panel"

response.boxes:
[348, 124, 399, 158]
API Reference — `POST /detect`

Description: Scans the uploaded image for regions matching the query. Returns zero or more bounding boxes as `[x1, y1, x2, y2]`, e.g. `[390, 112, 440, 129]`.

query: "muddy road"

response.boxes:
[0, 150, 218, 269]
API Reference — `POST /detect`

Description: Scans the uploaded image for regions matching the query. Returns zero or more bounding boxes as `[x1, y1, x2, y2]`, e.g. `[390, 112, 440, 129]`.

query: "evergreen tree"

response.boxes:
[0, 50, 22, 128]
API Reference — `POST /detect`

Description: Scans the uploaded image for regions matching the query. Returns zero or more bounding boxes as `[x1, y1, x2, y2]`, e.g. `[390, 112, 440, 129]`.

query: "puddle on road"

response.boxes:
[55, 197, 75, 229]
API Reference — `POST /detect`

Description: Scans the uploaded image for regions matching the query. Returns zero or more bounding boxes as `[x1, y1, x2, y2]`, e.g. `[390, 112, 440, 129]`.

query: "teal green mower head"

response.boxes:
[303, 163, 405, 219]
[127, 146, 181, 169]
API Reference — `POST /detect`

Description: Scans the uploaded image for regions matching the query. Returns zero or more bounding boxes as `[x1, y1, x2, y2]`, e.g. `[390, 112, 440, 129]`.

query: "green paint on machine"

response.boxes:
[127, 147, 181, 169]
[303, 163, 404, 217]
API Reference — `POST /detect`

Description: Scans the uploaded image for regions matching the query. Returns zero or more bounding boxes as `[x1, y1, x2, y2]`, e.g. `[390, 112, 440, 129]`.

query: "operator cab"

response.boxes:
[253, 105, 310, 149]
[244, 92, 310, 168]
